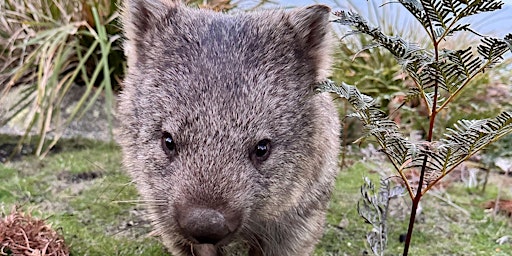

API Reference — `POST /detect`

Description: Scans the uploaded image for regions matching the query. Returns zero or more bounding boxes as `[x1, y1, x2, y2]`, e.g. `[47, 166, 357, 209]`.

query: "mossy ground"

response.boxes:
[1, 136, 511, 255]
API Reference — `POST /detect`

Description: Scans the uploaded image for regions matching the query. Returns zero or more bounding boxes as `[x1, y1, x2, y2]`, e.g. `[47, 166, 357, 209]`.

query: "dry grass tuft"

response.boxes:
[484, 199, 512, 218]
[0, 207, 69, 256]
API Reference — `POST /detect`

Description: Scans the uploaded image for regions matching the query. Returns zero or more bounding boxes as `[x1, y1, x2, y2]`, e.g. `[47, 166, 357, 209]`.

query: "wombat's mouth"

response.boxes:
[190, 243, 221, 256]
[186, 229, 238, 246]
[178, 225, 241, 247]
[188, 233, 247, 256]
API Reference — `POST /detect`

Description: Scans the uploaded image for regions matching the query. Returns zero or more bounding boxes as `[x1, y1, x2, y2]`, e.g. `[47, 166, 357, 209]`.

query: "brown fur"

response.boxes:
[118, 1, 340, 255]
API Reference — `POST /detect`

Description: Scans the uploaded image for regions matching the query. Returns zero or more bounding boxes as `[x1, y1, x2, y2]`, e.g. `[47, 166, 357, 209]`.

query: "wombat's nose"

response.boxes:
[176, 206, 241, 244]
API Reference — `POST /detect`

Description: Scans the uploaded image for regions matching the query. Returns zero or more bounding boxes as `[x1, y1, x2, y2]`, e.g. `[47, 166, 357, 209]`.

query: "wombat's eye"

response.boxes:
[252, 139, 271, 162]
[162, 132, 176, 156]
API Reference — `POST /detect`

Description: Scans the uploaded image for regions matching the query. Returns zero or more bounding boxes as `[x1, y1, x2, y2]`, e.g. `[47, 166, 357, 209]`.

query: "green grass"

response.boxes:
[1, 138, 511, 255]
[0, 137, 167, 255]
[316, 160, 512, 255]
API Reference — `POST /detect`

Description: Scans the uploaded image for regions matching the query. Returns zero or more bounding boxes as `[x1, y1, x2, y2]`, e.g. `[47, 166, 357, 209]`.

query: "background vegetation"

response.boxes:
[0, 0, 269, 158]
[327, 0, 512, 254]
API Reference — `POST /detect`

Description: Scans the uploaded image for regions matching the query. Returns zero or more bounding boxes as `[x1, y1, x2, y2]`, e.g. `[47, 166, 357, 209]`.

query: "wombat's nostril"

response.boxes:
[176, 206, 241, 244]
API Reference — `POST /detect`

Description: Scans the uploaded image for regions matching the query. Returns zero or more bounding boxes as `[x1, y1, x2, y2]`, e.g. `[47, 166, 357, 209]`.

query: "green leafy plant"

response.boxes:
[358, 177, 404, 255]
[332, 0, 428, 107]
[322, 0, 512, 254]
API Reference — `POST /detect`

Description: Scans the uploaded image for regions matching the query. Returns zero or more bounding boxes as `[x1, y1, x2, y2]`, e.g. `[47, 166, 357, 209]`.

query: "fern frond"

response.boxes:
[320, 80, 417, 196]
[437, 35, 512, 111]
[393, 112, 512, 190]
[440, 48, 476, 92]
[423, 111, 512, 191]
[505, 33, 512, 51]
[406, 88, 422, 101]
[442, 0, 503, 39]
[421, 0, 451, 29]
[445, 48, 476, 77]
[333, 10, 432, 68]
[446, 23, 482, 37]
[477, 37, 509, 69]
[461, 0, 504, 17]
[320, 80, 512, 195]
[320, 80, 375, 111]
[399, 0, 429, 30]
[333, 10, 435, 113]
[395, 0, 504, 41]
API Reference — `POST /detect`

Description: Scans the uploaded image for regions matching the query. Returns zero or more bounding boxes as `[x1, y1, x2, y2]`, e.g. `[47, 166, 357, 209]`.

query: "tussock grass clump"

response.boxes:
[0, 207, 69, 256]
[0, 0, 122, 158]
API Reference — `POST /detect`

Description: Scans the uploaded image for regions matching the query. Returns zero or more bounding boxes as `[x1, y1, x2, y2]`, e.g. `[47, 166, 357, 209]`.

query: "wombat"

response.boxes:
[118, 0, 340, 255]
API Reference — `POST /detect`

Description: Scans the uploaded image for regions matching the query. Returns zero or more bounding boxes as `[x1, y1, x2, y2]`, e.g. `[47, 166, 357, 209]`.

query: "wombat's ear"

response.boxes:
[289, 5, 334, 81]
[122, 0, 180, 66]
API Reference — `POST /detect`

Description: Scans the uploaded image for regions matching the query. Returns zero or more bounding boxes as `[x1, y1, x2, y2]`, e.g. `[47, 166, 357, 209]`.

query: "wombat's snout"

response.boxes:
[176, 204, 242, 245]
